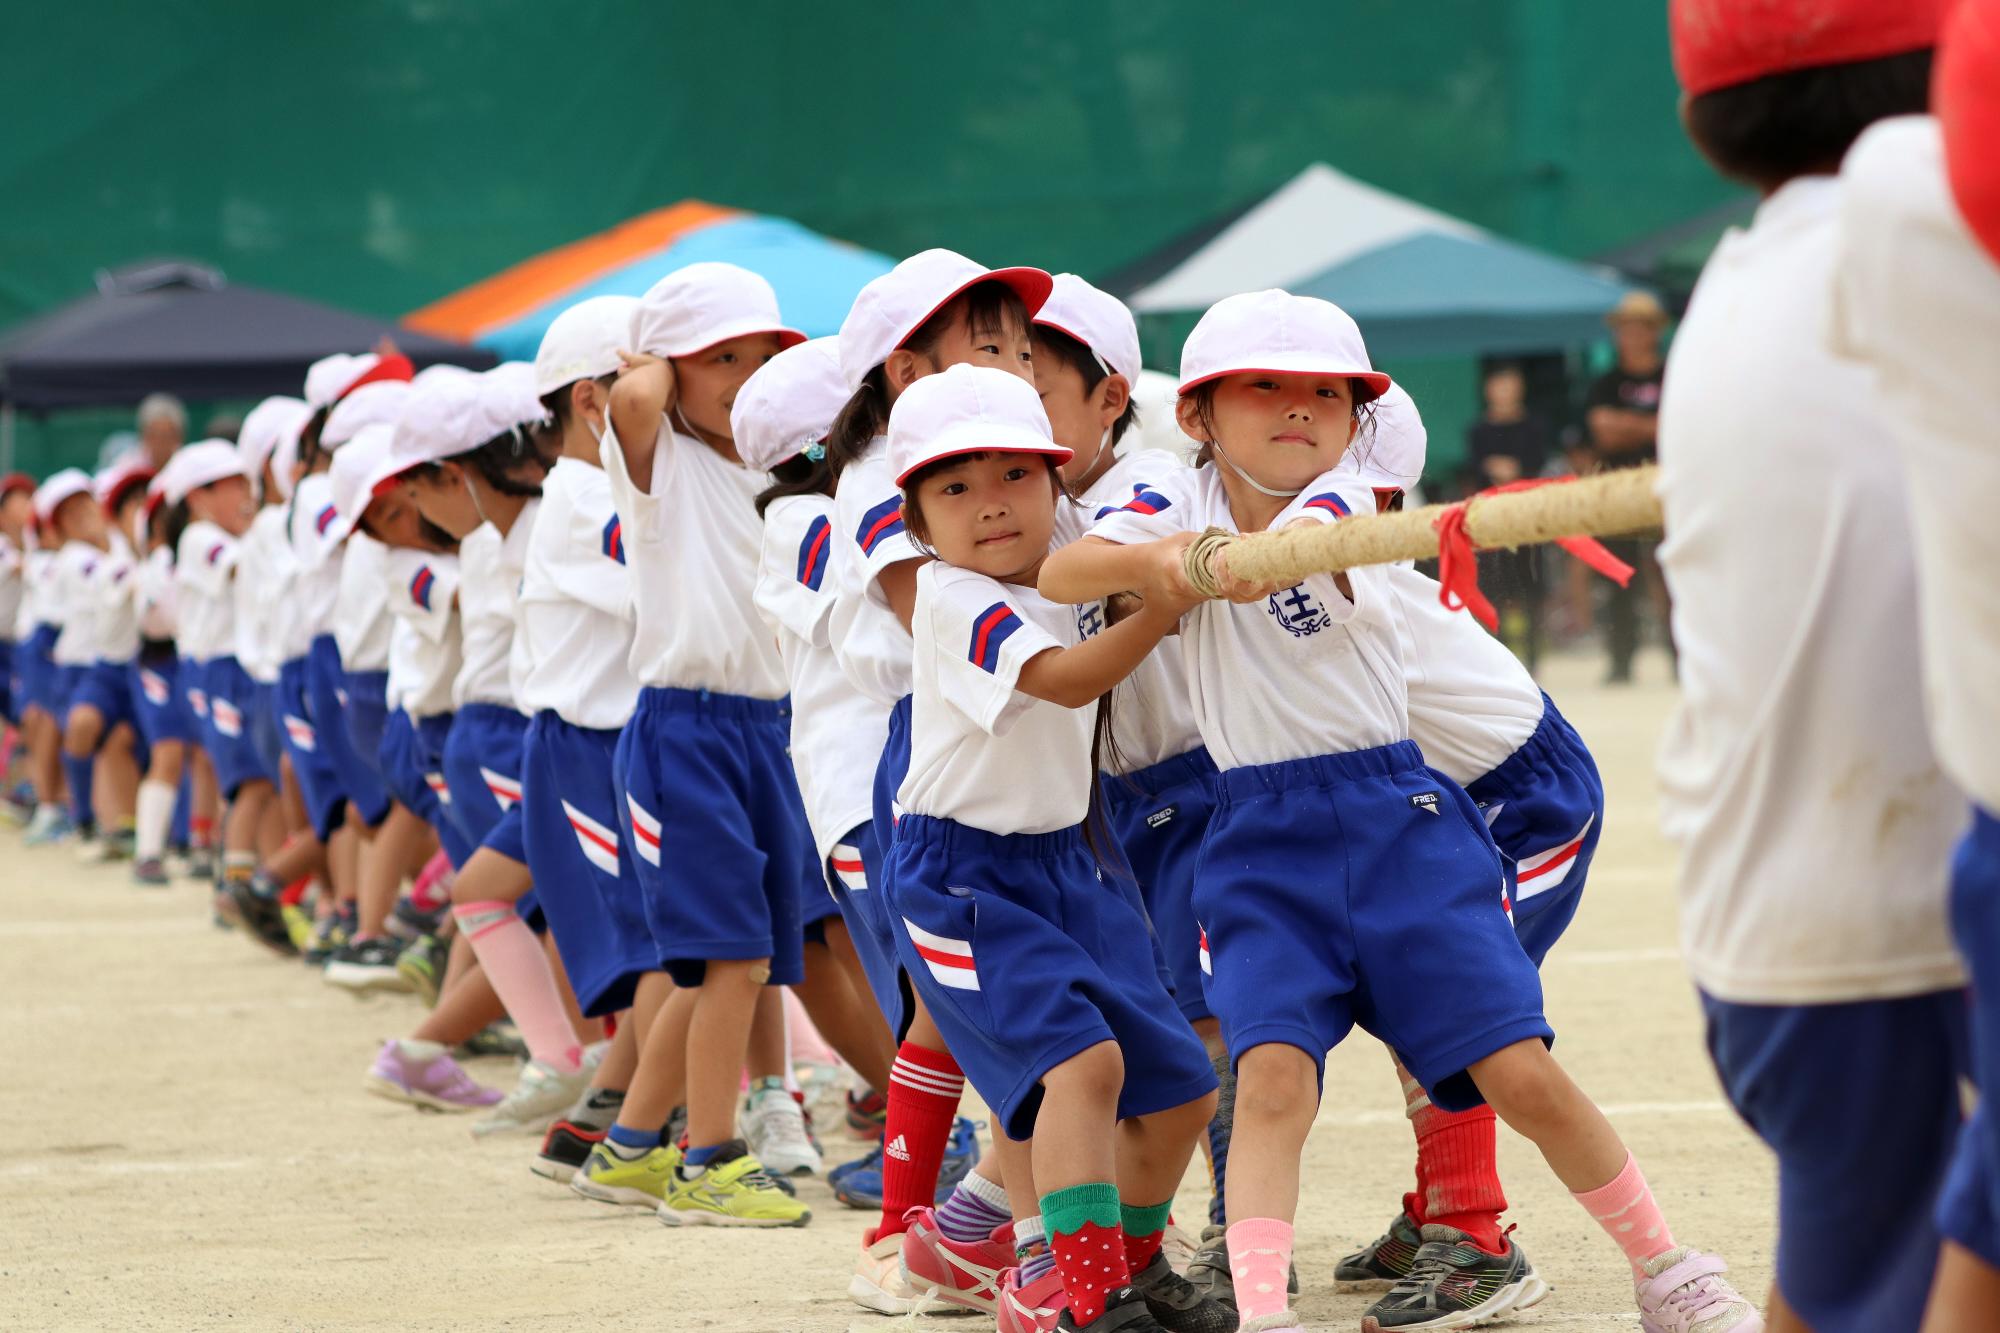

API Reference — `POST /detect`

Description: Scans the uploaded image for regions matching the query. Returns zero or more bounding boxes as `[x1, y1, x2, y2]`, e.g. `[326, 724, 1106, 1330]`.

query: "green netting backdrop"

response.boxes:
[1, 1, 1732, 476]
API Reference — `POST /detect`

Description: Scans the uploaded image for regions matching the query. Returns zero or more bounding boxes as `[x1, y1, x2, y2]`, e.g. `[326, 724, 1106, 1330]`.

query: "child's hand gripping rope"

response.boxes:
[1180, 464, 1660, 627]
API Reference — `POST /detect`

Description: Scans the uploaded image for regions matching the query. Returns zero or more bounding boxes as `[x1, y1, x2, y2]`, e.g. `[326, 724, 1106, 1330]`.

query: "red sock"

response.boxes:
[1412, 1102, 1508, 1253]
[279, 876, 312, 907]
[1122, 1199, 1172, 1273]
[875, 1041, 962, 1239]
[1044, 1183, 1130, 1325]
[190, 816, 215, 849]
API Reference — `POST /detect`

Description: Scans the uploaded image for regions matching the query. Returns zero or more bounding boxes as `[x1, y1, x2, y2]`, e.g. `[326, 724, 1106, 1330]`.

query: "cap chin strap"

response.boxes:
[1072, 427, 1112, 485]
[1210, 440, 1303, 498]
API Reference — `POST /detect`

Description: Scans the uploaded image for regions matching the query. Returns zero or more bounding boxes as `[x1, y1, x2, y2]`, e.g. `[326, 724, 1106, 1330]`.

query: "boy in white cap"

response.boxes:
[170, 440, 289, 948]
[571, 262, 813, 1225]
[1042, 290, 1756, 1333]
[17, 475, 83, 844]
[881, 362, 1221, 1333]
[823, 248, 1047, 1295]
[44, 467, 119, 849]
[516, 295, 659, 1172]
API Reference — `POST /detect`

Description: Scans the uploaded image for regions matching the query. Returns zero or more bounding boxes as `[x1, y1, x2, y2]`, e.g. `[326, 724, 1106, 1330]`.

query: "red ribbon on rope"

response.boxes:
[1431, 477, 1636, 631]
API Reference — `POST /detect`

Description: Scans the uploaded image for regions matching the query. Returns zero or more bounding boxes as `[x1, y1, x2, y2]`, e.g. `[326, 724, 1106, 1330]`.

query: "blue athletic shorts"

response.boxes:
[1704, 988, 1972, 1327]
[276, 655, 351, 839]
[854, 694, 917, 1034]
[305, 636, 389, 828]
[198, 656, 275, 799]
[132, 654, 195, 748]
[68, 660, 139, 743]
[884, 814, 1218, 1140]
[342, 667, 391, 782]
[829, 820, 911, 1037]
[1106, 747, 1220, 1024]
[1194, 741, 1551, 1110]
[1942, 806, 2000, 1268]
[799, 837, 843, 935]
[379, 708, 473, 868]
[1464, 694, 1603, 966]
[0, 638, 12, 721]
[614, 687, 808, 989]
[439, 702, 540, 931]
[17, 624, 58, 715]
[521, 711, 655, 1018]
[247, 680, 284, 781]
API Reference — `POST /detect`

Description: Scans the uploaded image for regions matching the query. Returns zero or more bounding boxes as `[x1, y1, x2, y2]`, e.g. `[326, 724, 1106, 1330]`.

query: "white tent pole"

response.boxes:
[0, 403, 14, 474]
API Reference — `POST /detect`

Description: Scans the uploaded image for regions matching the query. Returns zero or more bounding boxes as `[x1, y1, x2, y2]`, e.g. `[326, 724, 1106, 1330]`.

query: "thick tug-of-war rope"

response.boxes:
[1183, 464, 1663, 630]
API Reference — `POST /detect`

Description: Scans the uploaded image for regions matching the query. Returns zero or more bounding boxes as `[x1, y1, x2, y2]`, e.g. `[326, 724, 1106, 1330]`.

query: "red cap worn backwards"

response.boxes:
[1669, 0, 1944, 97]
[1939, 0, 2000, 266]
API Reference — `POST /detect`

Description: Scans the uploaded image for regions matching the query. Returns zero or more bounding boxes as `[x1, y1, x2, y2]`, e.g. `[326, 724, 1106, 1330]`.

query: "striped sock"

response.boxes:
[604, 1121, 659, 1161]
[1014, 1215, 1054, 1284]
[1042, 1182, 1128, 1326]
[935, 1166, 1011, 1242]
[876, 1042, 962, 1240]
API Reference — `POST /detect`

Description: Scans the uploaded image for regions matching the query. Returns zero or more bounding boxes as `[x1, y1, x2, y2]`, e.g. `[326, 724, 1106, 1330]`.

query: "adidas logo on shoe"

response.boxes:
[885, 1134, 911, 1162]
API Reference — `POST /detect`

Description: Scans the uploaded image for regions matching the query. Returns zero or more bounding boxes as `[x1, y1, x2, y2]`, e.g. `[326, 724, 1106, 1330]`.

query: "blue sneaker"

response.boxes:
[23, 805, 73, 845]
[829, 1118, 982, 1211]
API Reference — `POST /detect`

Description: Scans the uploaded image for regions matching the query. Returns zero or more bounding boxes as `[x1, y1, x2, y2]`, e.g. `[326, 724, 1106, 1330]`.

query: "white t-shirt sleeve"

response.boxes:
[387, 550, 459, 643]
[599, 419, 673, 543]
[755, 501, 836, 644]
[923, 566, 1062, 737]
[849, 472, 927, 589]
[176, 527, 238, 599]
[1085, 468, 1197, 545]
[555, 483, 636, 621]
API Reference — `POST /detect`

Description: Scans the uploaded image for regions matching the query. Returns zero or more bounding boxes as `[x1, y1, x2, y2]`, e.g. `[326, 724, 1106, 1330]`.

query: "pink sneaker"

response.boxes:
[361, 1040, 502, 1112]
[1637, 1247, 1764, 1333]
[995, 1264, 1065, 1333]
[898, 1208, 1013, 1314]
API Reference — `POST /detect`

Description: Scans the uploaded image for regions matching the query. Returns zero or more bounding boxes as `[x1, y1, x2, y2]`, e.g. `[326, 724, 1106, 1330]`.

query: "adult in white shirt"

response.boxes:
[1660, 7, 1958, 1330]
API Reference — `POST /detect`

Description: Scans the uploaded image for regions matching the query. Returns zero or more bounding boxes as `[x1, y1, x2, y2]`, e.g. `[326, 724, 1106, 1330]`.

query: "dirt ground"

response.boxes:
[1, 648, 1773, 1332]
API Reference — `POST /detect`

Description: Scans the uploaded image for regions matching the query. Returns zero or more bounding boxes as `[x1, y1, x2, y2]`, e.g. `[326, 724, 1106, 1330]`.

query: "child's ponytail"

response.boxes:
[825, 368, 889, 482]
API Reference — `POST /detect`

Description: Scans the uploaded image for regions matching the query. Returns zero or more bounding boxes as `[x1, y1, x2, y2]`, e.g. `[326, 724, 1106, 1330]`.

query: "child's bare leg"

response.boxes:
[410, 959, 504, 1046]
[611, 979, 694, 1138]
[356, 802, 425, 937]
[682, 959, 764, 1150]
[796, 927, 895, 1093]
[1922, 1242, 2000, 1333]
[1219, 1042, 1318, 1322]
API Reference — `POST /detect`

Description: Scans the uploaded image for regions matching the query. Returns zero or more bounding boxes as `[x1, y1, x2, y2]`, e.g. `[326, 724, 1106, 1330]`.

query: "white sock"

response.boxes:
[396, 1038, 447, 1060]
[135, 779, 176, 860]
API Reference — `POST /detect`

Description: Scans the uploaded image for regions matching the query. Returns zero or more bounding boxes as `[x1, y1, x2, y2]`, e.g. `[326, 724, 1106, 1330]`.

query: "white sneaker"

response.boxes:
[849, 1231, 924, 1315]
[472, 1058, 591, 1138]
[1638, 1247, 1764, 1333]
[23, 804, 70, 845]
[742, 1085, 822, 1177]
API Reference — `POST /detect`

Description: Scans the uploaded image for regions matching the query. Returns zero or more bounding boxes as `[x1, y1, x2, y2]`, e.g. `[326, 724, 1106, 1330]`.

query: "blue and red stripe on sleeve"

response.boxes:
[601, 515, 625, 565]
[409, 565, 435, 610]
[1302, 491, 1352, 518]
[795, 514, 832, 591]
[967, 601, 1024, 674]
[856, 496, 907, 557]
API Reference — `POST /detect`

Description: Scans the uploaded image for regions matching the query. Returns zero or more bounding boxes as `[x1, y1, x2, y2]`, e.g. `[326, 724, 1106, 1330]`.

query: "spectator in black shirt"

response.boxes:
[1465, 363, 1551, 668]
[1587, 291, 1673, 682]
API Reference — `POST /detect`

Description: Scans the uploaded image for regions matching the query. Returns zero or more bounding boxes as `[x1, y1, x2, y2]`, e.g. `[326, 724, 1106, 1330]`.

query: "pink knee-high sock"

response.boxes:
[1225, 1218, 1294, 1321]
[453, 900, 581, 1073]
[1572, 1151, 1676, 1277]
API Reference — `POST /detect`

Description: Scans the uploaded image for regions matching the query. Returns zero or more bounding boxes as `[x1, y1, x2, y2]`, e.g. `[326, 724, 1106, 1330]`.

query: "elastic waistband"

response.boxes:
[635, 685, 789, 724]
[1105, 746, 1218, 801]
[1508, 693, 1580, 761]
[528, 709, 623, 743]
[345, 668, 389, 685]
[894, 813, 1083, 860]
[1217, 740, 1427, 803]
[457, 701, 526, 728]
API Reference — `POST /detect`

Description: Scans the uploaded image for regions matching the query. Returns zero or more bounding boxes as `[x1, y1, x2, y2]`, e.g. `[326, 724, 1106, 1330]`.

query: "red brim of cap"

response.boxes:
[1670, 0, 1943, 97]
[339, 353, 417, 401]
[0, 473, 34, 500]
[101, 472, 156, 514]
[1941, 0, 2000, 267]
[1176, 364, 1393, 405]
[895, 267, 1057, 354]
[892, 439, 1075, 487]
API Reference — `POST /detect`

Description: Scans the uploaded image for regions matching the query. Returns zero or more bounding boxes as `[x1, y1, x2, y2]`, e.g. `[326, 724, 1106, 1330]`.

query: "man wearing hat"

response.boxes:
[1584, 290, 1671, 684]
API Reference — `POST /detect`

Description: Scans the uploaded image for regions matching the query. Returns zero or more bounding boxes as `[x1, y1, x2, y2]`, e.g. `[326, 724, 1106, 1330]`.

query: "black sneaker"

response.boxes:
[458, 1022, 528, 1059]
[1184, 1225, 1299, 1311]
[1336, 1211, 1425, 1292]
[322, 936, 410, 992]
[531, 1119, 605, 1183]
[1360, 1224, 1547, 1331]
[227, 877, 299, 956]
[1129, 1250, 1238, 1332]
[1059, 1285, 1167, 1331]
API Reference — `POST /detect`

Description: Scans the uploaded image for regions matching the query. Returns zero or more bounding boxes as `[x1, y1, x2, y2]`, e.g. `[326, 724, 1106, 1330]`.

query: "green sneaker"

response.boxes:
[571, 1141, 684, 1207]
[659, 1139, 812, 1228]
[396, 934, 445, 1006]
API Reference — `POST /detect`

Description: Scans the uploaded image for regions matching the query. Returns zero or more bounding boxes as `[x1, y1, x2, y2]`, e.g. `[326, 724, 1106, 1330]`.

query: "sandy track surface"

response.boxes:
[1, 652, 1771, 1331]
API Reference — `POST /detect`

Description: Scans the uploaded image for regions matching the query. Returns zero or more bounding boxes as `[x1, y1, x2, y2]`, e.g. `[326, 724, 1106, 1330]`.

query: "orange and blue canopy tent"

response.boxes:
[406, 201, 895, 362]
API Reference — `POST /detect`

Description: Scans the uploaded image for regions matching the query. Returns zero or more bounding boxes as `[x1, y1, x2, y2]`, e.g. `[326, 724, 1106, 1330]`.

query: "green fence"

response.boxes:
[2, 1, 1730, 475]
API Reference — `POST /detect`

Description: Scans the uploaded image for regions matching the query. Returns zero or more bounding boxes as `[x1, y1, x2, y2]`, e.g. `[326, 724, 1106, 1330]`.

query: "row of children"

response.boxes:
[5, 234, 1765, 1331]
